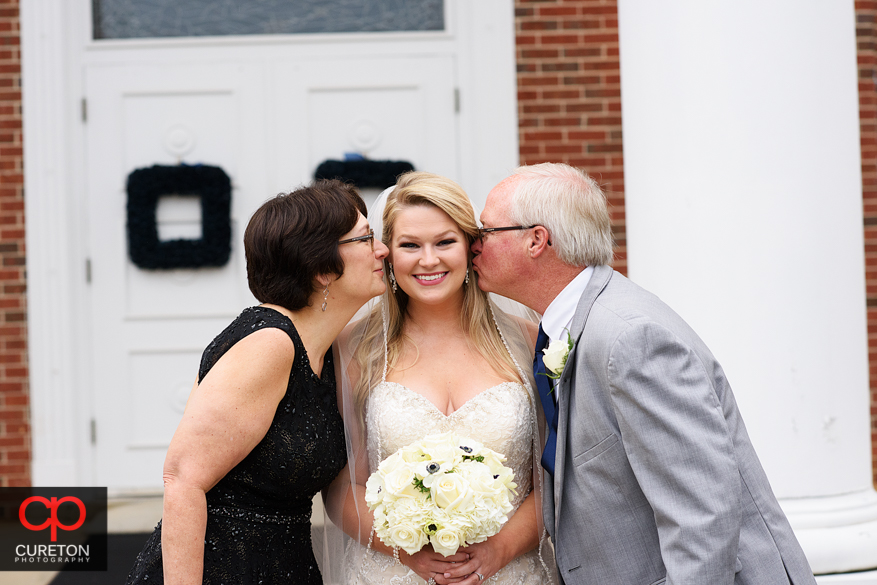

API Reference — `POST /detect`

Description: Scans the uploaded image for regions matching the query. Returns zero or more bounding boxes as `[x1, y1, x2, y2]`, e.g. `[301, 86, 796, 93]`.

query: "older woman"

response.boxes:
[126, 180, 389, 585]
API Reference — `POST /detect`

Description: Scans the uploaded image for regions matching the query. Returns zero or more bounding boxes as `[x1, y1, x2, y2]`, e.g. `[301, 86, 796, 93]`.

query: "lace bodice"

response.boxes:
[348, 380, 554, 585]
[366, 381, 534, 512]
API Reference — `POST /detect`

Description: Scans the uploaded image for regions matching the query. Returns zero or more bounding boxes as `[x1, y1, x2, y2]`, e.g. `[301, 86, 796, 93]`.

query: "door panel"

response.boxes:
[271, 56, 458, 199]
[85, 63, 266, 490]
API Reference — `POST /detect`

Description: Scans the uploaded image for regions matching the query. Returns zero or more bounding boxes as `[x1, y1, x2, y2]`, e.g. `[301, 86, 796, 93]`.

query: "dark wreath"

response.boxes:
[314, 159, 415, 189]
[126, 164, 232, 270]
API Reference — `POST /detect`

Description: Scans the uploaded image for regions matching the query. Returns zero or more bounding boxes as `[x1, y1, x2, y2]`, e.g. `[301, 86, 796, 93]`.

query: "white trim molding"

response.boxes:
[20, 0, 92, 486]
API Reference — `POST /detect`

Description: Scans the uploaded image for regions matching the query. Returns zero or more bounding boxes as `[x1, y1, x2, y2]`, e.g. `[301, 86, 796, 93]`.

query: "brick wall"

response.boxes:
[515, 0, 626, 274]
[0, 0, 29, 487]
[857, 0, 877, 487]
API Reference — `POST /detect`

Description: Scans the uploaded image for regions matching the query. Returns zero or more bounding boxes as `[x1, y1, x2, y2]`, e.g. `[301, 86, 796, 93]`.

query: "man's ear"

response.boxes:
[529, 226, 552, 258]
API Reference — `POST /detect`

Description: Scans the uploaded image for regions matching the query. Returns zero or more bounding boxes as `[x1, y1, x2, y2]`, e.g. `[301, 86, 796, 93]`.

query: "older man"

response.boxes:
[471, 162, 815, 584]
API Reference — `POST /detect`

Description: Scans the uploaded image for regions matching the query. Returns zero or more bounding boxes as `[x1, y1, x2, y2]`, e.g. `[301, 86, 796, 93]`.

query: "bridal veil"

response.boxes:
[318, 185, 554, 584]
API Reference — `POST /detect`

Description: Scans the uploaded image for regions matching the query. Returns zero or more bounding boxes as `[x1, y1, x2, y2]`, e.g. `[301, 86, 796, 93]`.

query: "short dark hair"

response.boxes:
[244, 180, 367, 311]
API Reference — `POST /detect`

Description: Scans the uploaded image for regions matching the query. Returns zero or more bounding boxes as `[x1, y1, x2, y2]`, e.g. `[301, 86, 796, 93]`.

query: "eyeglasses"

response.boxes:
[338, 229, 375, 251]
[477, 225, 536, 239]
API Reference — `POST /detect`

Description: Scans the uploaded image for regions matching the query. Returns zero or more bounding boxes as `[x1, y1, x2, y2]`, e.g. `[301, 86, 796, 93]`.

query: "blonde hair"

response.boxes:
[352, 172, 521, 411]
[510, 163, 614, 266]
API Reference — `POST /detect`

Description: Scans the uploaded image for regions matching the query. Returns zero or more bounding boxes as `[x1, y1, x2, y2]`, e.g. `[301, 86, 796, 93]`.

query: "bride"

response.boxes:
[323, 172, 556, 585]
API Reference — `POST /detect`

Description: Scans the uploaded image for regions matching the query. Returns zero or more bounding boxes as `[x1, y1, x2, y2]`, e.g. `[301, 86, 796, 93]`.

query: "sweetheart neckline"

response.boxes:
[377, 380, 524, 419]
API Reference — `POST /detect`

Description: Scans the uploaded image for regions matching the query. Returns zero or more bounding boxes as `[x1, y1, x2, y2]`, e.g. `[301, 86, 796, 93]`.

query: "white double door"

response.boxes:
[84, 49, 459, 491]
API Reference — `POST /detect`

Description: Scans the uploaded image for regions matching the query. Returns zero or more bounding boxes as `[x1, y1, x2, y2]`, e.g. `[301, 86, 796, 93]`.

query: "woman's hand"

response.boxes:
[435, 539, 509, 585]
[400, 546, 470, 584]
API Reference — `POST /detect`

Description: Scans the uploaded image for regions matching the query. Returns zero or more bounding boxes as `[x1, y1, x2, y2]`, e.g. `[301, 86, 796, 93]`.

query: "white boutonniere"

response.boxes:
[541, 330, 575, 383]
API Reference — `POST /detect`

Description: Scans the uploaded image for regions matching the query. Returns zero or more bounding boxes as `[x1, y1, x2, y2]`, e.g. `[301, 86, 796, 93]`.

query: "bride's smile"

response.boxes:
[390, 204, 469, 304]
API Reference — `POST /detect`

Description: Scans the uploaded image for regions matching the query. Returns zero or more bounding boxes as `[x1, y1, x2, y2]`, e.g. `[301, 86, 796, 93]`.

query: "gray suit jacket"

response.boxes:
[545, 265, 815, 585]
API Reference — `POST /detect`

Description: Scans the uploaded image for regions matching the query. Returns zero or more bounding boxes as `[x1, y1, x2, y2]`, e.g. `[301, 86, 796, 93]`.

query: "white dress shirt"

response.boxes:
[540, 266, 594, 344]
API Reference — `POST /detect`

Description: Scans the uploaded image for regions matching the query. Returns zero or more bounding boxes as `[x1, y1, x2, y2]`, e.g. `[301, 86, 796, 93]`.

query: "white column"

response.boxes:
[21, 0, 90, 486]
[618, 0, 877, 579]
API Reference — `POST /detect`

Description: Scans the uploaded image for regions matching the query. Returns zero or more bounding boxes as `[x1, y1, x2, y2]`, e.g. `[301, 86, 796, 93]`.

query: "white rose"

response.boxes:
[432, 472, 474, 512]
[387, 522, 428, 555]
[479, 450, 506, 472]
[466, 465, 502, 498]
[542, 338, 571, 376]
[398, 443, 428, 463]
[384, 465, 416, 497]
[419, 432, 462, 464]
[430, 526, 463, 557]
[377, 451, 405, 475]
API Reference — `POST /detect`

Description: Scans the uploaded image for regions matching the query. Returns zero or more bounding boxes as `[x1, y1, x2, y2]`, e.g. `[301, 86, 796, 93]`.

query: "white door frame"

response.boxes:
[21, 0, 518, 488]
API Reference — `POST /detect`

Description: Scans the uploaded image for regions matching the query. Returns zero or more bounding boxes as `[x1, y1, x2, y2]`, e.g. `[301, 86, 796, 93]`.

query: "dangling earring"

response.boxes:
[464, 268, 470, 286]
[321, 283, 330, 312]
[389, 264, 398, 293]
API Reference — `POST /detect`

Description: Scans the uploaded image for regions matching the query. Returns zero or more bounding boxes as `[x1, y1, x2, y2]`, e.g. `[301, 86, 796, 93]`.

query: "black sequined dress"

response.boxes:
[126, 306, 347, 584]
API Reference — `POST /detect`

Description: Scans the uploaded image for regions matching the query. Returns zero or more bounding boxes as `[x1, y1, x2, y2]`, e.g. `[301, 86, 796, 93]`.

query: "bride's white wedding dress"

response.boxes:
[346, 379, 553, 585]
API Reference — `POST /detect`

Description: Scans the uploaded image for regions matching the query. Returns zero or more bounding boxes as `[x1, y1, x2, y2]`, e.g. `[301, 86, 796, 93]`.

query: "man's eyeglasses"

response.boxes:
[477, 225, 536, 239]
[338, 229, 375, 251]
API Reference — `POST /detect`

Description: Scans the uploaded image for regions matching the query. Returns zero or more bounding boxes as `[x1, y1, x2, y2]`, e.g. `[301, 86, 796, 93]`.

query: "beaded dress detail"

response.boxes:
[126, 306, 347, 585]
[348, 380, 553, 584]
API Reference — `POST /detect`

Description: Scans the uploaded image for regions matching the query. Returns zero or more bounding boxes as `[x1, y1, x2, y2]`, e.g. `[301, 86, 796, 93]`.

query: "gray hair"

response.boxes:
[508, 163, 614, 267]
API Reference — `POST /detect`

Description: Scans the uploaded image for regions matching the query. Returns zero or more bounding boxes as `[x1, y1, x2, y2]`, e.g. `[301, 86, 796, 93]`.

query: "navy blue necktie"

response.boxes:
[534, 324, 559, 475]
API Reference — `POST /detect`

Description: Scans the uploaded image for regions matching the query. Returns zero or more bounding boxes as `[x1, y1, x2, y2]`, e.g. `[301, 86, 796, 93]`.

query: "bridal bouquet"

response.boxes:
[364, 431, 517, 557]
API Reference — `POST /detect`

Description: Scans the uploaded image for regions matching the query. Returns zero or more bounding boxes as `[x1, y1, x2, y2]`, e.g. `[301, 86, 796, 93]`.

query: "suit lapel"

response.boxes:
[552, 264, 614, 533]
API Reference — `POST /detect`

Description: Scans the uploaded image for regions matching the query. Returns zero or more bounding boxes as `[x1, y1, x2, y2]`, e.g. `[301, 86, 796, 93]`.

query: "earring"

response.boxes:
[389, 264, 398, 293]
[464, 268, 470, 286]
[321, 283, 330, 312]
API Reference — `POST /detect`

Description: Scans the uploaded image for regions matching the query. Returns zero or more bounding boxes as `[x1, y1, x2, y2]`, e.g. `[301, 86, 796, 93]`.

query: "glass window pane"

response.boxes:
[93, 0, 445, 40]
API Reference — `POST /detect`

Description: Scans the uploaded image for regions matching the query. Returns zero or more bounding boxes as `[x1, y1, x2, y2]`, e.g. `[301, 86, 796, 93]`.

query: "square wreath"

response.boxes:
[126, 164, 232, 270]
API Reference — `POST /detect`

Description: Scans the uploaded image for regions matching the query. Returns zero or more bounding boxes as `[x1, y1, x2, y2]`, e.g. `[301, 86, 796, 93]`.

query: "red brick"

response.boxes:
[566, 102, 604, 113]
[0, 409, 23, 421]
[540, 34, 581, 46]
[542, 62, 580, 72]
[521, 21, 559, 31]
[563, 75, 602, 85]
[546, 144, 585, 154]
[569, 130, 607, 141]
[519, 75, 560, 86]
[583, 61, 621, 71]
[544, 116, 582, 127]
[521, 49, 560, 59]
[543, 89, 582, 100]
[580, 5, 619, 16]
[562, 19, 602, 30]
[588, 143, 623, 153]
[524, 131, 564, 141]
[564, 47, 602, 58]
[587, 116, 622, 126]
[538, 6, 577, 17]
[523, 103, 562, 114]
